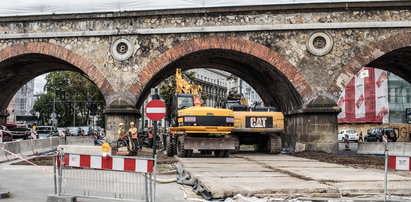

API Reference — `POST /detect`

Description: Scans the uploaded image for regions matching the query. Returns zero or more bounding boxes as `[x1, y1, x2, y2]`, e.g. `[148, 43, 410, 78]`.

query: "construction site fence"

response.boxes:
[55, 151, 157, 202]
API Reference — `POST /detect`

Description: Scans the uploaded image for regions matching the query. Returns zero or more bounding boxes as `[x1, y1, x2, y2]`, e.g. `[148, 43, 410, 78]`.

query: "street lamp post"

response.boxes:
[72, 101, 76, 127]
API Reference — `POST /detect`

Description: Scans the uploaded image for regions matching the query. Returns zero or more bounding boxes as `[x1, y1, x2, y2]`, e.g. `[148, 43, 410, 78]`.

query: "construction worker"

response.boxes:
[30, 125, 38, 139]
[148, 125, 154, 148]
[117, 123, 126, 139]
[128, 122, 138, 152]
[116, 123, 126, 148]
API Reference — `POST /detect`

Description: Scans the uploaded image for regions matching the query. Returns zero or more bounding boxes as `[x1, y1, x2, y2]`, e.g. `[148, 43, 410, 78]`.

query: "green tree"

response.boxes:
[159, 71, 208, 123]
[33, 71, 106, 127]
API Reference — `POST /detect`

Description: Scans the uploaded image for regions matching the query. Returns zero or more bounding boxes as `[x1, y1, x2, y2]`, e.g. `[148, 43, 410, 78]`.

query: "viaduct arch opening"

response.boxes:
[132, 37, 313, 112]
[135, 49, 303, 112]
[334, 32, 411, 146]
[0, 42, 113, 124]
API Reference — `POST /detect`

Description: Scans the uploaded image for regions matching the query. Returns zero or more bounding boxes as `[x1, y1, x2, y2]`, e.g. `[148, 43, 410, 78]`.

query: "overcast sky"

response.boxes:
[34, 74, 47, 94]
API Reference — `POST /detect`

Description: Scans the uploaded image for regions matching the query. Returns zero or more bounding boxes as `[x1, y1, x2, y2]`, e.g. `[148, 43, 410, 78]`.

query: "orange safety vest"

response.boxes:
[148, 129, 153, 139]
[129, 127, 138, 139]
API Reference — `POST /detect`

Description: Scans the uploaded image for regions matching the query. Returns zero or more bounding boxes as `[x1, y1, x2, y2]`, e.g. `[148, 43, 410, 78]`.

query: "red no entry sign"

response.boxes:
[145, 100, 167, 121]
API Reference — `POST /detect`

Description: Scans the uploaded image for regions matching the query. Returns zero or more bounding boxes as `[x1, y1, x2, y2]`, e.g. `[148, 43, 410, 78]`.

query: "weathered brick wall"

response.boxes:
[0, 6, 408, 109]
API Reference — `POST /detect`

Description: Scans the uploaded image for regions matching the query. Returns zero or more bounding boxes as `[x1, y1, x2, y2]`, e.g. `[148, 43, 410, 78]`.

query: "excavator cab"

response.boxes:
[170, 93, 194, 127]
[173, 93, 194, 110]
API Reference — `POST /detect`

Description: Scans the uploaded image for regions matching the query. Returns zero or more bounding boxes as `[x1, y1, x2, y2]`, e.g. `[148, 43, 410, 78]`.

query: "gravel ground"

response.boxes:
[289, 150, 385, 169]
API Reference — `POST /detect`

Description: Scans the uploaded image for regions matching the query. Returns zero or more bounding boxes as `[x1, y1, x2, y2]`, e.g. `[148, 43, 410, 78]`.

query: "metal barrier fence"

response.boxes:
[55, 151, 156, 201]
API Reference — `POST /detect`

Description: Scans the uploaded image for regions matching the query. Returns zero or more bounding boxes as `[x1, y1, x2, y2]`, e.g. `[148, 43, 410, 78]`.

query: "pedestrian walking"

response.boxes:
[358, 131, 364, 142]
[344, 133, 350, 150]
[128, 122, 139, 152]
[383, 133, 388, 143]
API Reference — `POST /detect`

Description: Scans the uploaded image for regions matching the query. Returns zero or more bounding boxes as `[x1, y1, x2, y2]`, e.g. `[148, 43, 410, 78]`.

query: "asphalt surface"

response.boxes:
[0, 159, 189, 202]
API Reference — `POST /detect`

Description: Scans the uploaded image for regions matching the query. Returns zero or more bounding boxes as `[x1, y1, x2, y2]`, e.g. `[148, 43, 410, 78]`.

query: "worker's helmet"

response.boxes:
[32, 125, 36, 129]
[119, 123, 124, 126]
[130, 122, 135, 125]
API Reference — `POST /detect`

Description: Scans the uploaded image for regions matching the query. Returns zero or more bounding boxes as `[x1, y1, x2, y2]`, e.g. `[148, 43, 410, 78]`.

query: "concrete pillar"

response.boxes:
[0, 110, 8, 124]
[283, 96, 340, 153]
[104, 100, 141, 143]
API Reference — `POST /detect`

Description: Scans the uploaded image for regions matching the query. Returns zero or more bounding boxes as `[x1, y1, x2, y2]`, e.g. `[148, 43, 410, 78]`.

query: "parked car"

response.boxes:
[66, 127, 79, 136]
[2, 124, 30, 140]
[0, 125, 13, 142]
[78, 126, 90, 136]
[36, 126, 59, 139]
[88, 126, 105, 137]
[365, 127, 398, 142]
[338, 130, 359, 142]
[57, 127, 69, 137]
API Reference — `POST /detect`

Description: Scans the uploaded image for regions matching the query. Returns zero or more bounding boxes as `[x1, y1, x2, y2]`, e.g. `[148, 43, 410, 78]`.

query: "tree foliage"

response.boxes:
[159, 71, 208, 122]
[33, 71, 106, 127]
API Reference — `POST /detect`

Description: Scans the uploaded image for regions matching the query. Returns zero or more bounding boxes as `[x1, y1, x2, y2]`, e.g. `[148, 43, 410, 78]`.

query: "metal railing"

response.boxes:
[54, 151, 156, 201]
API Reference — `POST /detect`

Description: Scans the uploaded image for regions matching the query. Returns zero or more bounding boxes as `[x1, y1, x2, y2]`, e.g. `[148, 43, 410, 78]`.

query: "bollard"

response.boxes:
[384, 147, 388, 202]
[53, 153, 57, 195]
[58, 151, 63, 196]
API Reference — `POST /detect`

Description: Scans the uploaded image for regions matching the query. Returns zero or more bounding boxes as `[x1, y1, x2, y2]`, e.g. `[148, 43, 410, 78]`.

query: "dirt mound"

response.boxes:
[12, 156, 54, 166]
[289, 151, 385, 169]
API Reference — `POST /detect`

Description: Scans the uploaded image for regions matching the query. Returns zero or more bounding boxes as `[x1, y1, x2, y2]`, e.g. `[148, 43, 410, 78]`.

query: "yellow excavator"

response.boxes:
[164, 69, 237, 157]
[222, 91, 283, 154]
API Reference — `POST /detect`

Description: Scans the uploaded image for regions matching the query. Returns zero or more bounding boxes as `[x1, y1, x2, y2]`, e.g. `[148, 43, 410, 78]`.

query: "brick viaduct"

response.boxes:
[1, 1, 411, 152]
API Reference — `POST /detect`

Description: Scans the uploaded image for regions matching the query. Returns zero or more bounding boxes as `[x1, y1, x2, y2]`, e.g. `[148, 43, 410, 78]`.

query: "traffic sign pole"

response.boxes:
[153, 121, 157, 158]
[145, 99, 166, 158]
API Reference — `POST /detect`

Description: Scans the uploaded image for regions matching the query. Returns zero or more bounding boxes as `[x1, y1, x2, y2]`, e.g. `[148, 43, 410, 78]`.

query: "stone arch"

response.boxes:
[130, 36, 313, 111]
[0, 42, 114, 110]
[331, 32, 411, 94]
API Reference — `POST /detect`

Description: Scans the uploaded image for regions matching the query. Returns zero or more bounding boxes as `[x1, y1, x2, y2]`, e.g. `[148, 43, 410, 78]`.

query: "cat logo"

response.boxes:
[250, 117, 267, 128]
[246, 117, 273, 128]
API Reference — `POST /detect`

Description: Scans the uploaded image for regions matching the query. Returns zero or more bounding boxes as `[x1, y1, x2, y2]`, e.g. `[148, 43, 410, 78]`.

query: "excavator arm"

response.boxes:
[175, 68, 203, 102]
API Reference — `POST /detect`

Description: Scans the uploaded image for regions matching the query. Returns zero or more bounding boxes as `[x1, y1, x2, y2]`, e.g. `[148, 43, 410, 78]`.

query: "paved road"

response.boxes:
[0, 160, 189, 202]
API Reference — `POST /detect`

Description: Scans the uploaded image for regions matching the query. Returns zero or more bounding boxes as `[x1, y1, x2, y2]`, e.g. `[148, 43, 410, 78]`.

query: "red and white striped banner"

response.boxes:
[388, 156, 411, 171]
[59, 153, 155, 173]
[337, 67, 389, 123]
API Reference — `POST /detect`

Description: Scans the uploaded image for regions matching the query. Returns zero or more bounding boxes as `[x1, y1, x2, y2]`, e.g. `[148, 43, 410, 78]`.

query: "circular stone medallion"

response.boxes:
[111, 38, 134, 61]
[306, 31, 333, 56]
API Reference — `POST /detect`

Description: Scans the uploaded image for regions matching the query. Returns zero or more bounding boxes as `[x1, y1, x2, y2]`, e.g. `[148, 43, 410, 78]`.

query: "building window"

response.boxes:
[19, 98, 26, 110]
[407, 88, 411, 103]
[389, 88, 400, 103]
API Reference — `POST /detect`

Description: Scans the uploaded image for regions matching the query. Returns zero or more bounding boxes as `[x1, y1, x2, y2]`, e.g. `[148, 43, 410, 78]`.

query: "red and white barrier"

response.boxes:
[59, 153, 155, 173]
[388, 156, 411, 171]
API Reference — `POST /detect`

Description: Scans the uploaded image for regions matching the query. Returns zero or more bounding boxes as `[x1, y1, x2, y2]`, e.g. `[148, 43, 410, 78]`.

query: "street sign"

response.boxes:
[145, 100, 166, 121]
[51, 112, 57, 119]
